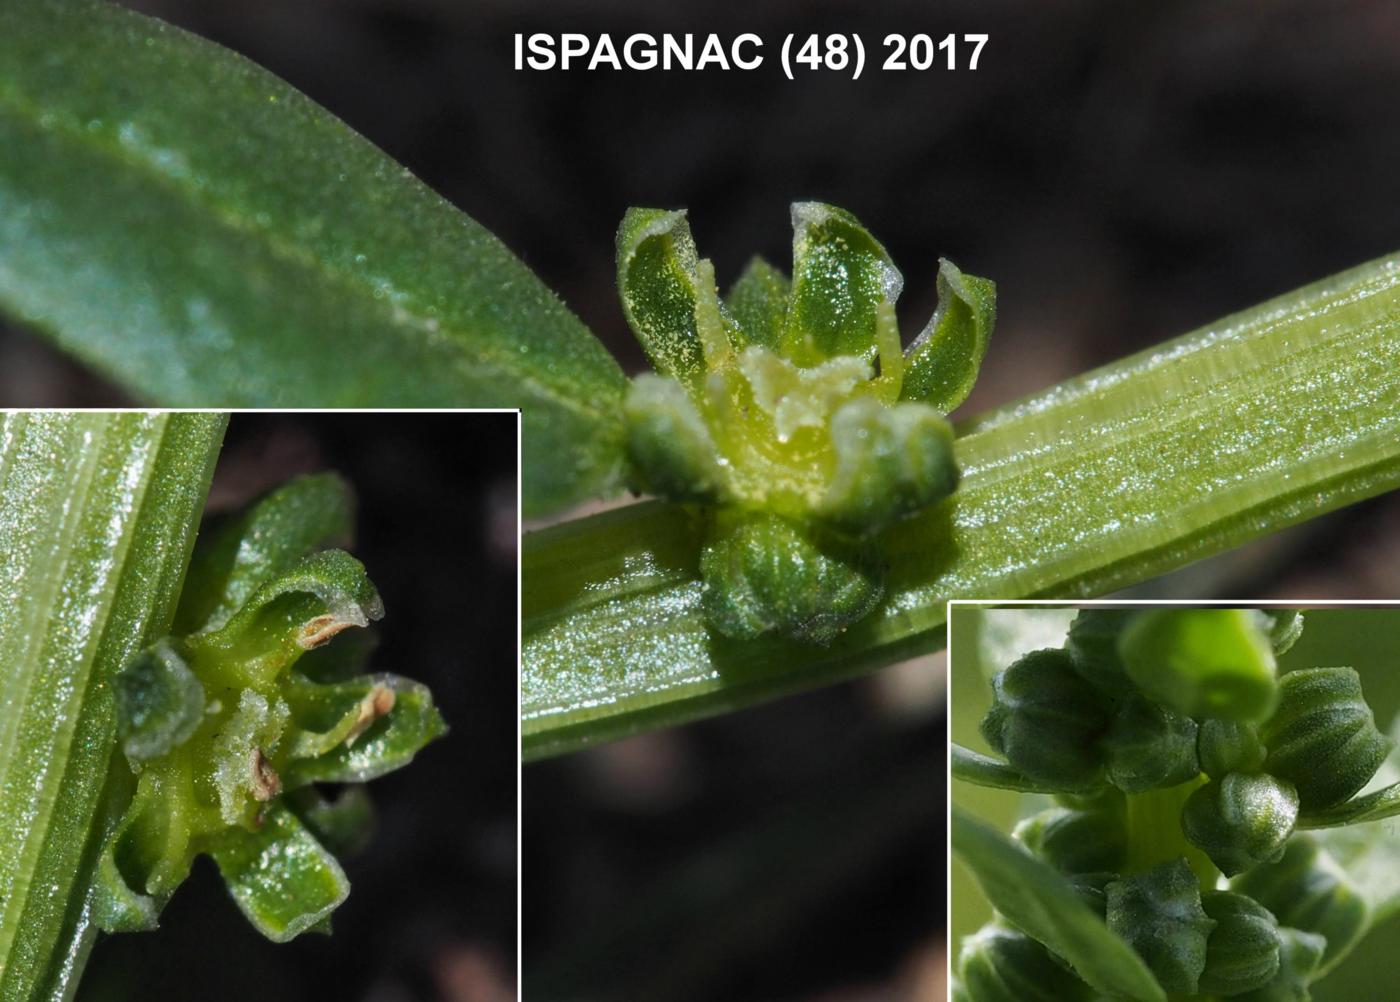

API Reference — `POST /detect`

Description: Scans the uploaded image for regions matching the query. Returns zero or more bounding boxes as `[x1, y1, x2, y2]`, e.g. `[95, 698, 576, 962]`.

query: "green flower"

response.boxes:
[616, 203, 994, 644]
[95, 474, 445, 941]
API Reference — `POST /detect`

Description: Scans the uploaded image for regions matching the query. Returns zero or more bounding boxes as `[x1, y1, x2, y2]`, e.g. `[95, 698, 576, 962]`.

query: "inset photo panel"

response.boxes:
[0, 410, 518, 1002]
[949, 603, 1400, 1002]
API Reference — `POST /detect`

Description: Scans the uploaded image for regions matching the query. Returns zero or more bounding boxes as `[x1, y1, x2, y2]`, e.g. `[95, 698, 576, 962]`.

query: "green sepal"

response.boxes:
[92, 767, 197, 933]
[1102, 695, 1200, 793]
[725, 256, 790, 350]
[1261, 666, 1392, 811]
[1258, 610, 1305, 656]
[285, 786, 376, 858]
[901, 257, 996, 411]
[1230, 835, 1369, 977]
[981, 648, 1111, 793]
[1013, 806, 1126, 875]
[282, 675, 446, 788]
[781, 202, 901, 366]
[1064, 608, 1140, 696]
[187, 549, 384, 688]
[1105, 858, 1216, 994]
[698, 510, 885, 645]
[114, 639, 206, 763]
[1181, 773, 1299, 877]
[1233, 927, 1325, 1002]
[957, 925, 1095, 1002]
[616, 208, 715, 387]
[175, 472, 354, 634]
[209, 802, 349, 943]
[1199, 890, 1282, 996]
[624, 374, 732, 503]
[818, 397, 958, 535]
[1199, 720, 1268, 780]
[1119, 608, 1279, 722]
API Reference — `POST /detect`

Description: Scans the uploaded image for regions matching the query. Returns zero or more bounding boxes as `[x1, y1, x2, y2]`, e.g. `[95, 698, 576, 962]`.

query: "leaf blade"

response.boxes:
[0, 0, 624, 515]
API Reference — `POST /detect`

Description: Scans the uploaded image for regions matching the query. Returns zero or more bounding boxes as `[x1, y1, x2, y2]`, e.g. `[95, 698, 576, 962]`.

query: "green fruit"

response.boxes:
[958, 924, 1095, 1002]
[1106, 858, 1217, 994]
[1182, 773, 1299, 877]
[1014, 807, 1126, 874]
[1262, 667, 1392, 811]
[980, 649, 1111, 793]
[1199, 720, 1268, 780]
[1103, 695, 1200, 792]
[1118, 608, 1279, 721]
[1231, 835, 1369, 976]
[1199, 890, 1282, 996]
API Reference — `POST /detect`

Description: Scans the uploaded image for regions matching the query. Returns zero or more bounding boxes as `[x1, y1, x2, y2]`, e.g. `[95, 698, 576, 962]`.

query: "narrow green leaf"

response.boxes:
[175, 472, 354, 635]
[523, 252, 1400, 758]
[0, 412, 225, 1001]
[210, 803, 349, 944]
[0, 0, 625, 515]
[782, 202, 901, 365]
[1300, 782, 1400, 829]
[951, 805, 1167, 1002]
[902, 258, 996, 412]
[952, 744, 1066, 794]
[725, 256, 790, 350]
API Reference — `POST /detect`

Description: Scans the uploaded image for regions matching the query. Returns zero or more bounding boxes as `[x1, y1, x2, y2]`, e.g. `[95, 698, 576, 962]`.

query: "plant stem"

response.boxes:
[524, 252, 1400, 759]
[1124, 779, 1217, 889]
[0, 412, 225, 1001]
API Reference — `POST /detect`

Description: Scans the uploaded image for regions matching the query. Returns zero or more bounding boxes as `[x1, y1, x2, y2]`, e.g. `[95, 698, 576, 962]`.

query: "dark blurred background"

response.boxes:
[76, 414, 519, 1002]
[7, 1, 1400, 1000]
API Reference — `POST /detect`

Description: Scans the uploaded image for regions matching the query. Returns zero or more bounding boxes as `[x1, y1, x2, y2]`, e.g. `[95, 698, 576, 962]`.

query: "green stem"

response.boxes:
[1124, 778, 1217, 890]
[524, 252, 1400, 759]
[0, 412, 225, 1001]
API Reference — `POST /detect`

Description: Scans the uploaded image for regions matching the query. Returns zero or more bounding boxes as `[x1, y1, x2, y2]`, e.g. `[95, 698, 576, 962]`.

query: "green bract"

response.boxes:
[1199, 890, 1282, 996]
[1231, 836, 1370, 977]
[1065, 608, 1139, 695]
[1261, 667, 1392, 811]
[981, 649, 1110, 793]
[1014, 805, 1127, 875]
[94, 475, 446, 941]
[1106, 859, 1217, 994]
[617, 203, 993, 644]
[1181, 773, 1299, 877]
[1119, 609, 1279, 722]
[1234, 927, 1326, 1002]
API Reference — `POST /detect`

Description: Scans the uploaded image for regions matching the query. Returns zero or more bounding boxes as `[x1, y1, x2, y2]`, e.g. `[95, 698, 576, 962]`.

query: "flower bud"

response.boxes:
[1103, 695, 1200, 793]
[1199, 890, 1282, 996]
[1261, 666, 1392, 811]
[957, 925, 1095, 1002]
[1064, 608, 1140, 695]
[1199, 720, 1268, 780]
[1231, 835, 1369, 977]
[1106, 858, 1216, 994]
[1014, 806, 1126, 874]
[1181, 773, 1299, 876]
[980, 648, 1111, 793]
[1256, 610, 1304, 655]
[1233, 927, 1325, 1002]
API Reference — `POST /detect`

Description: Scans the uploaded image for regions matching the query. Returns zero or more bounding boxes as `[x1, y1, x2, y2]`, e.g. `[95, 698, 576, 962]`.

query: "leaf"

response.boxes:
[902, 258, 996, 412]
[951, 805, 1167, 1001]
[210, 803, 349, 943]
[781, 202, 902, 365]
[175, 472, 354, 635]
[0, 0, 625, 516]
[725, 256, 790, 350]
[523, 252, 1400, 758]
[0, 412, 225, 1000]
[1300, 782, 1400, 829]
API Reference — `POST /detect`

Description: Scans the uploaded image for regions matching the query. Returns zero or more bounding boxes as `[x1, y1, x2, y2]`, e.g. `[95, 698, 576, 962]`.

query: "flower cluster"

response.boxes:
[94, 473, 445, 942]
[957, 608, 1387, 1001]
[615, 203, 994, 643]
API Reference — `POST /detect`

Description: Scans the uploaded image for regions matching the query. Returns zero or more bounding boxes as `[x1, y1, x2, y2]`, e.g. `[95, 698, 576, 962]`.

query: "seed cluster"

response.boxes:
[958, 609, 1387, 1001]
